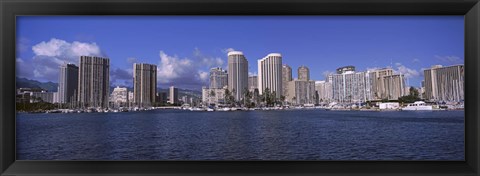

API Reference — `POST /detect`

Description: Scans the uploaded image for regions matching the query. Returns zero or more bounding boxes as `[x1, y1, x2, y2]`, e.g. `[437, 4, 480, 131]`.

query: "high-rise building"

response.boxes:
[30, 90, 55, 103]
[282, 64, 293, 97]
[331, 69, 367, 103]
[367, 68, 394, 100]
[315, 81, 333, 103]
[258, 53, 283, 98]
[111, 86, 128, 107]
[209, 67, 228, 89]
[227, 51, 248, 101]
[133, 63, 157, 107]
[128, 91, 134, 107]
[286, 80, 316, 105]
[382, 74, 406, 100]
[53, 92, 59, 103]
[78, 56, 110, 108]
[298, 66, 310, 81]
[169, 86, 179, 105]
[58, 63, 78, 104]
[424, 64, 464, 102]
[248, 76, 258, 92]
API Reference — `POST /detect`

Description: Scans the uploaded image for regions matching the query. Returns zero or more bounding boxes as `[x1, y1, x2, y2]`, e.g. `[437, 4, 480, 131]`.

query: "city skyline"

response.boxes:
[16, 16, 464, 90]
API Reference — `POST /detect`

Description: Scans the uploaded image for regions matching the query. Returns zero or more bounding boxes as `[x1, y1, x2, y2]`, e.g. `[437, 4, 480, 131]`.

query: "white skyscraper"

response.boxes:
[227, 51, 248, 101]
[209, 67, 228, 89]
[315, 81, 333, 103]
[331, 69, 367, 103]
[169, 86, 179, 105]
[258, 53, 283, 98]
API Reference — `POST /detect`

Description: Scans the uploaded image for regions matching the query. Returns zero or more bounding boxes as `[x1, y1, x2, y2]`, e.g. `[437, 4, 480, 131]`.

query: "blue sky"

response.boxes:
[16, 16, 464, 90]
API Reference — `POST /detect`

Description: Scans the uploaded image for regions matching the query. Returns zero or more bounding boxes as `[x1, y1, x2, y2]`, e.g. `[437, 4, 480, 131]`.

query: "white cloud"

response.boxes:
[412, 58, 420, 63]
[394, 63, 420, 78]
[198, 71, 209, 82]
[248, 72, 257, 76]
[156, 49, 232, 89]
[27, 38, 106, 82]
[434, 55, 463, 64]
[32, 38, 102, 59]
[222, 48, 235, 54]
[157, 51, 194, 82]
[194, 47, 224, 68]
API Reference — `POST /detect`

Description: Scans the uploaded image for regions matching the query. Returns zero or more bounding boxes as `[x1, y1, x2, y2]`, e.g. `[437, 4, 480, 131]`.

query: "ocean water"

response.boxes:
[16, 109, 464, 160]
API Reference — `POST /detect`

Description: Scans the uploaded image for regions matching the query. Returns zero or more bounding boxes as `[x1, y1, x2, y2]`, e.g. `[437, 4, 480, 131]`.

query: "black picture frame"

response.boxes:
[1, 0, 479, 175]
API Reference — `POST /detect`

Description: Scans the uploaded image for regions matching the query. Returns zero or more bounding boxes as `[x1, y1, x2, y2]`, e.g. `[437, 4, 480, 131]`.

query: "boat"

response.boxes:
[46, 110, 61, 113]
[191, 107, 205, 111]
[217, 107, 231, 111]
[401, 101, 433, 111]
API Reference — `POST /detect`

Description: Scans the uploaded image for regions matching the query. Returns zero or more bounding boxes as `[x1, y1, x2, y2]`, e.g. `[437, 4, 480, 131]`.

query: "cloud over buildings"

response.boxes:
[394, 63, 420, 79]
[222, 48, 236, 54]
[27, 38, 106, 82]
[156, 50, 219, 89]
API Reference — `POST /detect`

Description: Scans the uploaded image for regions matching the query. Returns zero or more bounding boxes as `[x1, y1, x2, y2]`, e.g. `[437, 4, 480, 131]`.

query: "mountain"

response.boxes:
[16, 77, 58, 92]
[157, 88, 202, 98]
[16, 77, 203, 98]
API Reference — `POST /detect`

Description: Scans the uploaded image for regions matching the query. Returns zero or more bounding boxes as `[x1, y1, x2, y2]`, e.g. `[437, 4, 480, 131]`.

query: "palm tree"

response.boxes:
[280, 95, 286, 106]
[224, 88, 231, 106]
[243, 88, 253, 107]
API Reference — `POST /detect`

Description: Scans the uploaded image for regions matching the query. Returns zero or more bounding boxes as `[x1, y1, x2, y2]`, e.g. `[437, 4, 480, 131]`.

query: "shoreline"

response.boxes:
[16, 107, 465, 114]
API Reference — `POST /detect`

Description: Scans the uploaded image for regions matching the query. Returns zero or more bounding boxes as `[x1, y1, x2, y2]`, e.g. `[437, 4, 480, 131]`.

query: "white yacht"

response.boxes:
[401, 101, 433, 111]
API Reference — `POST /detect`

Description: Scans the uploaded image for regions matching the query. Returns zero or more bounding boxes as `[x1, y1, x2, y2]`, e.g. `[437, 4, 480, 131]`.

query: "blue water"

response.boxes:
[16, 109, 464, 160]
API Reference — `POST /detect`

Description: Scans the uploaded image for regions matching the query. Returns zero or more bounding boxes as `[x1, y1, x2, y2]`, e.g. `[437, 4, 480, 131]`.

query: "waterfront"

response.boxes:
[16, 109, 464, 160]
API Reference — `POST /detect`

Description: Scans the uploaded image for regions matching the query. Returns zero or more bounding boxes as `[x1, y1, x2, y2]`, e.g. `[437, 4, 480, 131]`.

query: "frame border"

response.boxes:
[1, 0, 479, 175]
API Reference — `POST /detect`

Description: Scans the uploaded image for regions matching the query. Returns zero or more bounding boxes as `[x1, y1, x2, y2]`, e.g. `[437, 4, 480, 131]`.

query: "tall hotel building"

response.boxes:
[169, 86, 179, 105]
[78, 56, 110, 108]
[331, 66, 367, 103]
[424, 64, 464, 102]
[315, 81, 333, 103]
[298, 66, 310, 81]
[133, 63, 157, 107]
[258, 53, 283, 98]
[382, 74, 406, 100]
[210, 67, 228, 89]
[282, 64, 293, 97]
[248, 76, 258, 92]
[367, 68, 393, 100]
[58, 63, 78, 104]
[227, 51, 248, 101]
[286, 66, 315, 105]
